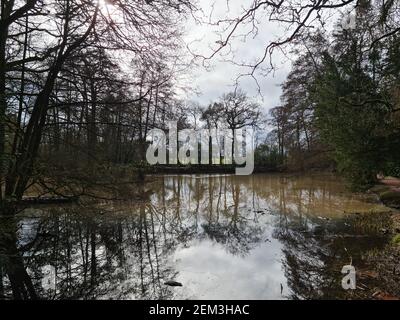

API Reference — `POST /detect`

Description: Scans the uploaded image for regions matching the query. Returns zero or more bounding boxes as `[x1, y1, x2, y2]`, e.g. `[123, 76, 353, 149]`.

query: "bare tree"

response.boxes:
[0, 0, 195, 208]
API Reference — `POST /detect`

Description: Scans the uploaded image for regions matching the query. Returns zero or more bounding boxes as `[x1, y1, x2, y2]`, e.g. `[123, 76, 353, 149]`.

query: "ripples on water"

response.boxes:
[0, 174, 390, 299]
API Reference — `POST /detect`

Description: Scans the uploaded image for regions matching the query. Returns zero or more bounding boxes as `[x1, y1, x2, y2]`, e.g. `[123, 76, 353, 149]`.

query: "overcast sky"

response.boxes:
[180, 1, 351, 116]
[181, 0, 295, 115]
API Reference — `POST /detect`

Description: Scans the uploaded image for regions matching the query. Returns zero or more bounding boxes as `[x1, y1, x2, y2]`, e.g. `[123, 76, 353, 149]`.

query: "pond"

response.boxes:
[0, 174, 391, 299]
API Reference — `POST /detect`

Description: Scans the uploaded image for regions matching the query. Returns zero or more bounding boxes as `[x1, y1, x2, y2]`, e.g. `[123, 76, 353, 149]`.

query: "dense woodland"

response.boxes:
[260, 1, 400, 189]
[1, 0, 400, 210]
[0, 0, 198, 206]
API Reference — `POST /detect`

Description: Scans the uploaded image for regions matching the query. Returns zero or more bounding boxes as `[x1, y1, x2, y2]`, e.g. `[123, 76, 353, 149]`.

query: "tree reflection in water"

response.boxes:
[0, 174, 389, 299]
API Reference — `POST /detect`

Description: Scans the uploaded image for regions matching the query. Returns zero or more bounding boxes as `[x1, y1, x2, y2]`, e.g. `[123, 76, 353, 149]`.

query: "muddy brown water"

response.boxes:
[0, 174, 392, 299]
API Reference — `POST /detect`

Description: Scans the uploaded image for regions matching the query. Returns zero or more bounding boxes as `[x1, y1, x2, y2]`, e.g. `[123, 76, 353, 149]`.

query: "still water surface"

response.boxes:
[0, 174, 390, 299]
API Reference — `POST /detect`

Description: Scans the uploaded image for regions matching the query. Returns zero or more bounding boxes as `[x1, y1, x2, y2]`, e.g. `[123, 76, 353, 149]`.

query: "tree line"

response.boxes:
[265, 1, 400, 189]
[0, 0, 195, 206]
[1, 0, 400, 209]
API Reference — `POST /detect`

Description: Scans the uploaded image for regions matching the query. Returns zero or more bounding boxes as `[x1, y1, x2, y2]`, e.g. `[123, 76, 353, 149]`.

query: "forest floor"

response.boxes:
[351, 177, 400, 300]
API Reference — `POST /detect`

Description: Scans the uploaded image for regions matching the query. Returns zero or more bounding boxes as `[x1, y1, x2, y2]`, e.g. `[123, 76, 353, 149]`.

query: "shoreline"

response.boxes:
[352, 179, 400, 300]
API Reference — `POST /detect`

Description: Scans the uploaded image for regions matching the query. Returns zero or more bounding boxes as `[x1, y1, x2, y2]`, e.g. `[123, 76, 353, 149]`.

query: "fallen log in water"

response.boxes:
[19, 196, 79, 205]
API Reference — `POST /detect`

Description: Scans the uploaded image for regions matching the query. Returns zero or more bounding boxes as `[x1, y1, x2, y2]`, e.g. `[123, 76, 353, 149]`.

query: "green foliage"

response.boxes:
[312, 55, 386, 188]
[254, 144, 284, 169]
[385, 163, 400, 178]
[392, 234, 400, 245]
[309, 21, 400, 189]
[273, 4, 400, 190]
